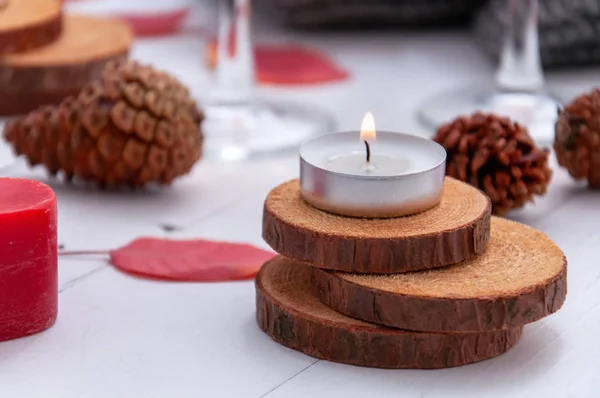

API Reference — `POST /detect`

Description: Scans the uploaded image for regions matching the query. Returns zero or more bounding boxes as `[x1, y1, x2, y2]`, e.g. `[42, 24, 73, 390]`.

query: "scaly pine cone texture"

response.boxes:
[434, 112, 552, 216]
[3, 60, 204, 189]
[554, 88, 600, 187]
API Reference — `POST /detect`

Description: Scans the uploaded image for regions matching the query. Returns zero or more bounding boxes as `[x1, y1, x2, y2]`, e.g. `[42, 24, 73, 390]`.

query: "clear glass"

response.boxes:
[417, 0, 559, 145]
[202, 0, 335, 161]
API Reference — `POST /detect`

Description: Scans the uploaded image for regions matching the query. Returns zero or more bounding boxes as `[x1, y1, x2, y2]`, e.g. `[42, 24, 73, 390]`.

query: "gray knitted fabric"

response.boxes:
[260, 0, 482, 28]
[260, 0, 600, 67]
[475, 0, 600, 68]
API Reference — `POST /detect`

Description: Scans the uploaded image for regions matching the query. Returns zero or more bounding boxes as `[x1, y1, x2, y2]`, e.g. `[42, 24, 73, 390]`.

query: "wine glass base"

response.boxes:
[417, 86, 561, 146]
[202, 99, 335, 161]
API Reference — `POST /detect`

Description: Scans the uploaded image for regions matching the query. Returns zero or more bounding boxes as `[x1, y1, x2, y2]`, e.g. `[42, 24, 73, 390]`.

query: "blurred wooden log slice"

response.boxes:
[0, 14, 132, 116]
[0, 0, 62, 54]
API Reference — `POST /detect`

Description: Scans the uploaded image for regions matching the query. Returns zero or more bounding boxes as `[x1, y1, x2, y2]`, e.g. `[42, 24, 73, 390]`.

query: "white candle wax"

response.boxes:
[299, 131, 446, 218]
[326, 150, 410, 176]
[302, 132, 443, 178]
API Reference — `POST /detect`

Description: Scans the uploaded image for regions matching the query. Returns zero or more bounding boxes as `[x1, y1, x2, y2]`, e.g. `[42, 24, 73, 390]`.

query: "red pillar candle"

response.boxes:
[0, 178, 57, 342]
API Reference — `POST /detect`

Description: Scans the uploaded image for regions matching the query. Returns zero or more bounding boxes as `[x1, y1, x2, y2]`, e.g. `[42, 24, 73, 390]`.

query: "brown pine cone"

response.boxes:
[554, 89, 600, 187]
[3, 59, 204, 189]
[433, 112, 553, 216]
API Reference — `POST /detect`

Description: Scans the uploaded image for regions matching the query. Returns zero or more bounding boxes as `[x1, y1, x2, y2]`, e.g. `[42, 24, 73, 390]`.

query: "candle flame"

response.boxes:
[360, 112, 376, 141]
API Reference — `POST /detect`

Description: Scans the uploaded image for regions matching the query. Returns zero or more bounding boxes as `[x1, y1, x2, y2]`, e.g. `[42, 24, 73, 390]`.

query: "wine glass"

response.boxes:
[202, 0, 335, 161]
[417, 0, 558, 145]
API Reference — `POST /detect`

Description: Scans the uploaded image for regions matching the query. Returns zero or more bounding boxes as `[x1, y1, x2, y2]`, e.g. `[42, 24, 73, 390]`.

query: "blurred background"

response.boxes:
[4, 0, 600, 165]
[79, 0, 600, 156]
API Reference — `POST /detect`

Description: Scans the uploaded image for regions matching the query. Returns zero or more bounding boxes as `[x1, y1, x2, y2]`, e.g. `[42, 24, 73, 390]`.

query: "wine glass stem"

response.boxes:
[212, 0, 255, 104]
[495, 0, 545, 92]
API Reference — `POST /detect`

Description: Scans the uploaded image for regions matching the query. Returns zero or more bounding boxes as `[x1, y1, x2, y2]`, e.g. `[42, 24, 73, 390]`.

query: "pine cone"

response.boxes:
[554, 89, 600, 187]
[3, 60, 204, 189]
[433, 112, 553, 216]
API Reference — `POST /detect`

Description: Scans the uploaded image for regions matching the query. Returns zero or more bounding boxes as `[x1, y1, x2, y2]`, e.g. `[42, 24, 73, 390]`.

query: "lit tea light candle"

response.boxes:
[324, 112, 411, 176]
[300, 112, 446, 218]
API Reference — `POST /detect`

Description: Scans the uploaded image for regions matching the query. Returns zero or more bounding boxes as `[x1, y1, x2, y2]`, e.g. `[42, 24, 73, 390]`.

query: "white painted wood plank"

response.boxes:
[0, 265, 314, 398]
[0, 140, 14, 171]
[0, 119, 15, 163]
[166, 156, 297, 240]
[0, 160, 230, 230]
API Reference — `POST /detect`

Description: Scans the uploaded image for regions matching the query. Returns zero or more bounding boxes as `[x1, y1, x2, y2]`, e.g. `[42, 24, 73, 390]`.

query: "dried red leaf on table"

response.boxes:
[257, 45, 349, 85]
[109, 238, 276, 282]
[206, 41, 349, 85]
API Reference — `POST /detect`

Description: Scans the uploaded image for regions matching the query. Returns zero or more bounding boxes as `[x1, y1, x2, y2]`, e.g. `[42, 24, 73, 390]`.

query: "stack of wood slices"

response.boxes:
[0, 0, 132, 115]
[257, 177, 567, 369]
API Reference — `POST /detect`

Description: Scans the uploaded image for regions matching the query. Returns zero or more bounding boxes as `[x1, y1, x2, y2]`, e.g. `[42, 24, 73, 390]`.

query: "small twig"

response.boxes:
[59, 250, 109, 256]
[160, 223, 180, 232]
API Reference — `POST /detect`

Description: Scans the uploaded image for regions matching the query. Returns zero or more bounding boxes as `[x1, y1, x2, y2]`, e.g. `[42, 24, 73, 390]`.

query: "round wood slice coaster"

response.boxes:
[256, 256, 523, 369]
[0, 14, 132, 115]
[313, 216, 567, 333]
[262, 177, 491, 274]
[0, 0, 62, 54]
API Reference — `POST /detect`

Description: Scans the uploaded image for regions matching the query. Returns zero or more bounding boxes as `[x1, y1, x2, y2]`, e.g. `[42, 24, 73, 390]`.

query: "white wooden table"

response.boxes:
[1, 3, 599, 397]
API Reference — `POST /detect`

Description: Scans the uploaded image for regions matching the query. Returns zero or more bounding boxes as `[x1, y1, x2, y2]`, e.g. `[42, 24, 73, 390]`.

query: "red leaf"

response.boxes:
[255, 45, 349, 85]
[109, 238, 276, 282]
[205, 42, 350, 86]
[119, 9, 190, 37]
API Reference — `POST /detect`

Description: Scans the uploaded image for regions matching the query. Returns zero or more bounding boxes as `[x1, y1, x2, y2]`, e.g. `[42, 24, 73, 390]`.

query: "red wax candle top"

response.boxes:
[0, 178, 58, 342]
[0, 178, 56, 212]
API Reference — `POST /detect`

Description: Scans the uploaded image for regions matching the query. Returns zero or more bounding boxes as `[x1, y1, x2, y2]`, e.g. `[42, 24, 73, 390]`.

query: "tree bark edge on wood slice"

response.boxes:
[313, 216, 567, 332]
[256, 256, 523, 369]
[0, 0, 62, 54]
[262, 177, 491, 274]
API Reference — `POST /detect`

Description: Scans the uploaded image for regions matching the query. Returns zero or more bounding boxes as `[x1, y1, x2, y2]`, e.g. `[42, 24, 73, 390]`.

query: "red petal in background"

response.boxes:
[257, 45, 350, 85]
[109, 238, 276, 282]
[61, 1, 191, 37]
[206, 42, 350, 85]
[119, 9, 191, 37]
